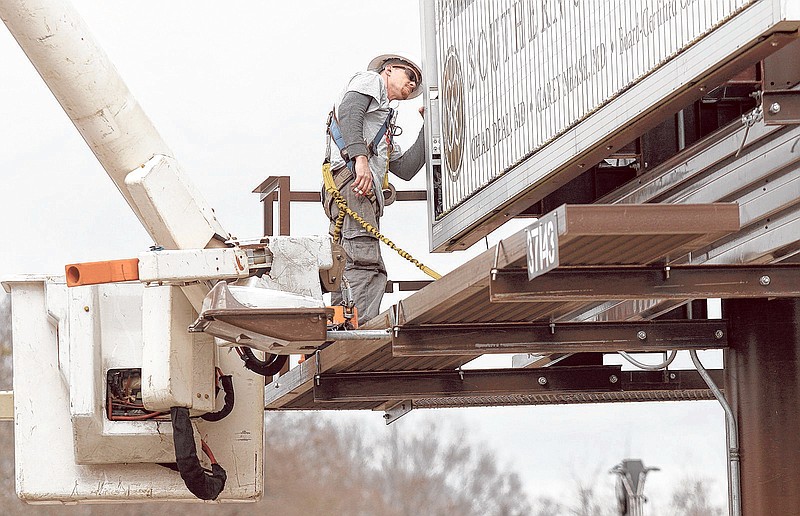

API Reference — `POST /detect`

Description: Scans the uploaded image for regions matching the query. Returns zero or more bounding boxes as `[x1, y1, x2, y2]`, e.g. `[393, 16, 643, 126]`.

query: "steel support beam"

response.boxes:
[762, 39, 800, 125]
[313, 366, 722, 403]
[315, 366, 620, 402]
[385, 280, 434, 293]
[260, 189, 427, 204]
[724, 298, 800, 515]
[392, 320, 728, 356]
[490, 265, 800, 302]
[253, 175, 291, 236]
[762, 90, 800, 125]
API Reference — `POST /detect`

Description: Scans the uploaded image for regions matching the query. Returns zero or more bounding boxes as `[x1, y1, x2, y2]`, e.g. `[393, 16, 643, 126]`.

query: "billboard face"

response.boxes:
[425, 0, 764, 250]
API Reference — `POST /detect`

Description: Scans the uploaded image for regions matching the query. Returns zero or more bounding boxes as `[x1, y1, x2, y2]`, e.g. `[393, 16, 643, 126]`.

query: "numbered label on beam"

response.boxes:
[526, 212, 559, 281]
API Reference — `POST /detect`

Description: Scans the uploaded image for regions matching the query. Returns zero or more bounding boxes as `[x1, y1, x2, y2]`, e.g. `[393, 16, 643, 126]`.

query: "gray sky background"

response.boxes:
[0, 1, 728, 511]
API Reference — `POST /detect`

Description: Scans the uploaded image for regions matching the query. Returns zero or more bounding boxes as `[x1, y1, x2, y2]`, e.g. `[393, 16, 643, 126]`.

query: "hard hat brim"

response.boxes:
[368, 53, 423, 99]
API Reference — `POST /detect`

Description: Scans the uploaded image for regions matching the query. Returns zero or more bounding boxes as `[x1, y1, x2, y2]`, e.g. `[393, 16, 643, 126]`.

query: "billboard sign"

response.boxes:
[422, 0, 794, 251]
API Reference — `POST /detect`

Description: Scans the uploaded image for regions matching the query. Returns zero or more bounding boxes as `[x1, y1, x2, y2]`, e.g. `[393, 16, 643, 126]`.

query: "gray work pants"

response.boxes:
[330, 236, 387, 324]
[323, 168, 387, 324]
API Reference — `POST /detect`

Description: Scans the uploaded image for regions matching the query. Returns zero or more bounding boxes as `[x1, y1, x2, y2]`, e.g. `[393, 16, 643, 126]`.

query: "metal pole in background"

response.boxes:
[611, 459, 659, 516]
[724, 298, 800, 515]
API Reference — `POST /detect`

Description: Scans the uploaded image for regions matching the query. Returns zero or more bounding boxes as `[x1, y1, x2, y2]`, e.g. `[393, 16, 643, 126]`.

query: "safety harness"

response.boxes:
[327, 107, 394, 177]
[323, 107, 441, 280]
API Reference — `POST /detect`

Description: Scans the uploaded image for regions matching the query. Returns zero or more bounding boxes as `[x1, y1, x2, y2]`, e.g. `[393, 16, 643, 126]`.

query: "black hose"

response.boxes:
[237, 346, 288, 376]
[201, 375, 234, 422]
[170, 407, 226, 500]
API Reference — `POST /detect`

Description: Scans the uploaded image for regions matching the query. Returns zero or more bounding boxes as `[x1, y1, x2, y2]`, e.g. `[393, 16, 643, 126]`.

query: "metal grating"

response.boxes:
[275, 389, 718, 411]
[413, 390, 718, 408]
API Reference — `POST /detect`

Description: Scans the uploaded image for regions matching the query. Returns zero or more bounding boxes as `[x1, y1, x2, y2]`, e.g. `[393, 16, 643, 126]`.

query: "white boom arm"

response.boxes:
[0, 1, 270, 502]
[0, 0, 229, 253]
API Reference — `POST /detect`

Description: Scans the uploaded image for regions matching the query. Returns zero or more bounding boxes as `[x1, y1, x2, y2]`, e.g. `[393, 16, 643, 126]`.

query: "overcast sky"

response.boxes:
[0, 1, 728, 510]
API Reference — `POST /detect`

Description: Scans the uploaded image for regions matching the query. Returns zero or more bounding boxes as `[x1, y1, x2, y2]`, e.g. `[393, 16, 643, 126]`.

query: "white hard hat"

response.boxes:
[368, 53, 423, 99]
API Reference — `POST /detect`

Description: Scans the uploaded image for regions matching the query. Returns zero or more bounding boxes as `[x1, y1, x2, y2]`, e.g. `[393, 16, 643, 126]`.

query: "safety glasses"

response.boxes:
[393, 64, 421, 85]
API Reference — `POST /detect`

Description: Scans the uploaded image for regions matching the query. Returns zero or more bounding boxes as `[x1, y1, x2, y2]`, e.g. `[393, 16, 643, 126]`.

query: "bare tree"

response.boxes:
[373, 419, 531, 516]
[264, 412, 532, 516]
[532, 496, 566, 516]
[566, 467, 614, 516]
[670, 477, 724, 516]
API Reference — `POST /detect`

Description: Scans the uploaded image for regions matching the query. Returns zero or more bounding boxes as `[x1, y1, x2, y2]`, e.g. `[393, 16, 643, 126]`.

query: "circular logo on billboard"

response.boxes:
[442, 46, 465, 182]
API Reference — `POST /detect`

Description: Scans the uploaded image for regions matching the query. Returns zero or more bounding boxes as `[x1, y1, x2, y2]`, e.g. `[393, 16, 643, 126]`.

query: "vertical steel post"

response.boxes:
[263, 193, 274, 237]
[724, 298, 800, 515]
[278, 176, 291, 236]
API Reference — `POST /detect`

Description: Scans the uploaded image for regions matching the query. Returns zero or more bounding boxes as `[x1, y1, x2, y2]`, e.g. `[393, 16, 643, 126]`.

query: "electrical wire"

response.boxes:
[171, 407, 226, 500]
[235, 346, 287, 376]
[618, 350, 678, 371]
[201, 439, 218, 465]
[111, 410, 168, 421]
[201, 373, 234, 422]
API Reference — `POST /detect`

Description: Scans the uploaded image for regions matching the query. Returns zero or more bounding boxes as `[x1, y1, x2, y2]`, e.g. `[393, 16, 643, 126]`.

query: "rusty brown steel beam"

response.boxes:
[252, 175, 284, 197]
[725, 298, 800, 514]
[254, 178, 427, 238]
[490, 264, 800, 302]
[312, 366, 722, 403]
[253, 175, 291, 235]
[288, 191, 320, 202]
[392, 320, 728, 356]
[260, 190, 428, 203]
[277, 176, 292, 235]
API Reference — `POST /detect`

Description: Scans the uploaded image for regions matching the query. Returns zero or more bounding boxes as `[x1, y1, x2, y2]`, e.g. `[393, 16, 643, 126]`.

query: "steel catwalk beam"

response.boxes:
[490, 265, 800, 302]
[392, 320, 728, 356]
[266, 203, 741, 409]
[313, 367, 723, 403]
[397, 203, 740, 325]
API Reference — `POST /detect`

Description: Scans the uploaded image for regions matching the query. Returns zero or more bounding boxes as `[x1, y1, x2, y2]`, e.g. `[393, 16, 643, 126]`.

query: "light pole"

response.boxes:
[611, 459, 660, 516]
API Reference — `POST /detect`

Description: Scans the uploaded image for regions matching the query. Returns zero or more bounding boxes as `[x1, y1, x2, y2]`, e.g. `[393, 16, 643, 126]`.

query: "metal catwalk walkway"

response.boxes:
[265, 203, 744, 413]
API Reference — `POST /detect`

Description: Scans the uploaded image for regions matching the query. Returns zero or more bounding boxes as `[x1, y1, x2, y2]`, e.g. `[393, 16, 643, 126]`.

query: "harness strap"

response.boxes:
[327, 106, 394, 173]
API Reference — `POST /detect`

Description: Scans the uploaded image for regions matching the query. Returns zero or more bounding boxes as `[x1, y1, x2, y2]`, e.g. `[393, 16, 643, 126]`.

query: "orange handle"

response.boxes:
[65, 258, 139, 287]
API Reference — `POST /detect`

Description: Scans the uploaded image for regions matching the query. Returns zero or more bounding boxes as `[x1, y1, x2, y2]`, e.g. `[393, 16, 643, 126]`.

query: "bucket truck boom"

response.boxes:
[1, 0, 339, 503]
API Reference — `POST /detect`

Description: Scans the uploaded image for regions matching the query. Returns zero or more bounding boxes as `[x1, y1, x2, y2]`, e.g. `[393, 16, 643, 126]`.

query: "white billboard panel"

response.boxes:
[422, 0, 797, 251]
